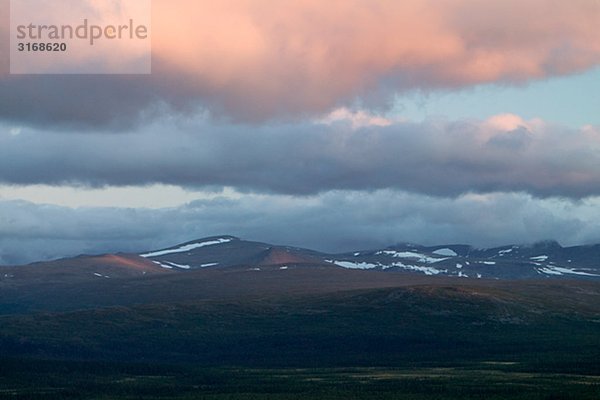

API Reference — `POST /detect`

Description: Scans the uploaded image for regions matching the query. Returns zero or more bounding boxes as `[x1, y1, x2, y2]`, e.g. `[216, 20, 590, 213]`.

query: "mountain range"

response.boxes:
[0, 235, 598, 315]
[134, 235, 600, 279]
[1, 235, 599, 399]
[4, 235, 597, 283]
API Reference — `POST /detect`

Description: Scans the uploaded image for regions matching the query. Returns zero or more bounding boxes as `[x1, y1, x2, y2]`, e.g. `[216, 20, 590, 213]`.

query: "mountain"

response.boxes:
[1, 236, 598, 293]
[135, 235, 600, 280]
[1, 236, 599, 399]
[2, 235, 597, 315]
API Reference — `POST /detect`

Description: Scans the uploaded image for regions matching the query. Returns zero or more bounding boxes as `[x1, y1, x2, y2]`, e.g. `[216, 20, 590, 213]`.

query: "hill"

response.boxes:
[0, 236, 599, 399]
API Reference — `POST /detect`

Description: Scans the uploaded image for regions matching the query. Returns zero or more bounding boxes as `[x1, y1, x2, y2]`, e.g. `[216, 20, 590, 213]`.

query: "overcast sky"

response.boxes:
[1, 0, 600, 264]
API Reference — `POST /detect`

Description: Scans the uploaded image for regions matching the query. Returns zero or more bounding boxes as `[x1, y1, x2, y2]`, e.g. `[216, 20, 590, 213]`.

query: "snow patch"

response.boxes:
[165, 262, 191, 270]
[389, 262, 445, 275]
[456, 263, 463, 269]
[150, 261, 191, 269]
[152, 261, 173, 269]
[331, 258, 445, 274]
[539, 266, 600, 277]
[200, 262, 219, 268]
[538, 267, 562, 276]
[433, 248, 457, 257]
[376, 250, 448, 264]
[530, 255, 549, 262]
[140, 238, 232, 257]
[332, 260, 378, 270]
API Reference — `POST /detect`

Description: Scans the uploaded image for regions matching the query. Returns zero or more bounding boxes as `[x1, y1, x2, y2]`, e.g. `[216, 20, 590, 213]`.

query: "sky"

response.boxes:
[1, 0, 600, 265]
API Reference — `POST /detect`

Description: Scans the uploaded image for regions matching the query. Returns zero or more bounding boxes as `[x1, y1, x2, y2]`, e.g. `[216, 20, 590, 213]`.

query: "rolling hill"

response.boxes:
[0, 236, 599, 399]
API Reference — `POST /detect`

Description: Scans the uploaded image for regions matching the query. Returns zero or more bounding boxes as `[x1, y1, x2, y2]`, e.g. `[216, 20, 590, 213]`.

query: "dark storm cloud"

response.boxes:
[0, 76, 158, 130]
[1, 116, 599, 198]
[0, 191, 596, 265]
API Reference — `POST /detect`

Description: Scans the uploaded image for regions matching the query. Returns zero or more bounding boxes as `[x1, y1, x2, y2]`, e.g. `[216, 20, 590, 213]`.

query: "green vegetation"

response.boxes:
[0, 360, 599, 399]
[0, 285, 598, 398]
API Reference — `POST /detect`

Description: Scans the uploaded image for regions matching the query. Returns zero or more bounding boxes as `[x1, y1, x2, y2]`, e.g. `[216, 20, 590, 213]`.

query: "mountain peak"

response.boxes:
[186, 235, 240, 244]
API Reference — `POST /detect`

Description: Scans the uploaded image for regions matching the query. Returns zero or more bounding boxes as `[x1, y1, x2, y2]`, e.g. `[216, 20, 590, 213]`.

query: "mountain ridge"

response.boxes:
[2, 235, 598, 283]
[131, 235, 600, 280]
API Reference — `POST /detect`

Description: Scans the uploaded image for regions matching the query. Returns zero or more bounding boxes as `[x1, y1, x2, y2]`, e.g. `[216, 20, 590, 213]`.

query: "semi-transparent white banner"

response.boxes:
[10, 0, 151, 74]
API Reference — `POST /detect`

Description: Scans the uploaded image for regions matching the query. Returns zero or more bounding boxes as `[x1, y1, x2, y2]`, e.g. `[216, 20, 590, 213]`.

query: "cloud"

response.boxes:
[318, 108, 395, 129]
[1, 114, 599, 198]
[1, 0, 600, 126]
[1, 190, 599, 265]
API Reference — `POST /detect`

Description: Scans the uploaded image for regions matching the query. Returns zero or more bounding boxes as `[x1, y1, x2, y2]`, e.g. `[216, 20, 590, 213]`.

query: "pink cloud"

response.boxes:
[1, 0, 599, 122]
[145, 0, 600, 119]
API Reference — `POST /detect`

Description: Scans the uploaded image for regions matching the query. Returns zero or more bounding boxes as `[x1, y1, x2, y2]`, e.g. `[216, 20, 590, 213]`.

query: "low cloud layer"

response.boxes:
[1, 0, 600, 126]
[2, 1, 599, 265]
[1, 190, 598, 265]
[1, 114, 599, 198]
